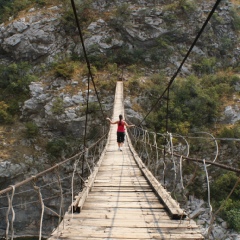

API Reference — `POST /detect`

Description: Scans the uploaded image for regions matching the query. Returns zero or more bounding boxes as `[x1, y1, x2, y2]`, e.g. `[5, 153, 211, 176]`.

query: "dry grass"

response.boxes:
[231, 0, 240, 5]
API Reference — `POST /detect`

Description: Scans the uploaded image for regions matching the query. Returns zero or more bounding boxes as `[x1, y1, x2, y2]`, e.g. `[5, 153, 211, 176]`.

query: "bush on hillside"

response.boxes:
[192, 57, 216, 76]
[211, 172, 240, 232]
[0, 101, 13, 123]
[0, 62, 36, 94]
[52, 97, 65, 115]
[230, 7, 240, 31]
[54, 61, 75, 79]
[25, 121, 39, 138]
[46, 139, 67, 159]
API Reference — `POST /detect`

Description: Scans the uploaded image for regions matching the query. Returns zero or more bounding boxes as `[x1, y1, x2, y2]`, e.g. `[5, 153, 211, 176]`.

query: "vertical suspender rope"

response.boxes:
[153, 133, 159, 176]
[72, 155, 81, 217]
[9, 186, 15, 240]
[163, 87, 170, 187]
[56, 167, 64, 237]
[6, 193, 10, 240]
[179, 156, 184, 190]
[82, 73, 90, 187]
[32, 182, 44, 240]
[169, 133, 177, 190]
[203, 159, 212, 220]
[5, 186, 15, 240]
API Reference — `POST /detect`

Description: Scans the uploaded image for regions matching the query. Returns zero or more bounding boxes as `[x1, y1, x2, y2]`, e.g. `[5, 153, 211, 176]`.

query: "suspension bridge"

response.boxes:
[47, 81, 203, 239]
[1, 80, 239, 240]
[1, 0, 239, 239]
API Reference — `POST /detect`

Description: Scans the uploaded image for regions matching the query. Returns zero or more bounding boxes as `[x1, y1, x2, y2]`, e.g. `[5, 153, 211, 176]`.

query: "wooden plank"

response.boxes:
[92, 185, 151, 188]
[78, 208, 166, 215]
[49, 228, 203, 240]
[67, 218, 199, 228]
[127, 132, 187, 220]
[90, 187, 153, 192]
[50, 225, 204, 239]
[87, 191, 158, 197]
[85, 196, 159, 202]
[52, 226, 202, 239]
[74, 211, 171, 220]
[82, 201, 164, 209]
[51, 224, 202, 236]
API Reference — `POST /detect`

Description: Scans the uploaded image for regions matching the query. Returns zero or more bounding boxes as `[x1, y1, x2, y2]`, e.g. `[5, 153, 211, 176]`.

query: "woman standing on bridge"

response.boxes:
[106, 114, 135, 151]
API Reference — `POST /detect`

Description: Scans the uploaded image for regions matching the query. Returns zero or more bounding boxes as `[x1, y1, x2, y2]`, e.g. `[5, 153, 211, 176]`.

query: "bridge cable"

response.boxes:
[56, 167, 65, 235]
[32, 181, 44, 240]
[70, 0, 105, 119]
[202, 159, 213, 236]
[128, 127, 240, 174]
[140, 0, 222, 125]
[72, 153, 84, 217]
[82, 72, 90, 185]
[169, 133, 177, 197]
[5, 186, 15, 240]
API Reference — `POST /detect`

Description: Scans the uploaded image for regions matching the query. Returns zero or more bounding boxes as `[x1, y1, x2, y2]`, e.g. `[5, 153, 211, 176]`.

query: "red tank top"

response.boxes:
[117, 121, 125, 132]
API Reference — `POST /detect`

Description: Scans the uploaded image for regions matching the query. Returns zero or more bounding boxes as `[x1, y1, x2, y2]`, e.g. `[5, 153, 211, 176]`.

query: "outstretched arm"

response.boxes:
[106, 117, 118, 124]
[124, 121, 135, 128]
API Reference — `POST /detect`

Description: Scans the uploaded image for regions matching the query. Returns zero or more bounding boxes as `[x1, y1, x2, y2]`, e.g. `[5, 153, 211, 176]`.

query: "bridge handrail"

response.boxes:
[128, 128, 240, 174]
[0, 133, 108, 196]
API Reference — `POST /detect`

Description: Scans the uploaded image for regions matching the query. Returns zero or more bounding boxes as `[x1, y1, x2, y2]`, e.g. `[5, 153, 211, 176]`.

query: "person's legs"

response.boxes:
[119, 132, 125, 151]
[117, 132, 121, 150]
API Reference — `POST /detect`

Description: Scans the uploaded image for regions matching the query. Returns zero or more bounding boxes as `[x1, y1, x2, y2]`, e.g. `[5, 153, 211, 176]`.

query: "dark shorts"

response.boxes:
[117, 132, 125, 143]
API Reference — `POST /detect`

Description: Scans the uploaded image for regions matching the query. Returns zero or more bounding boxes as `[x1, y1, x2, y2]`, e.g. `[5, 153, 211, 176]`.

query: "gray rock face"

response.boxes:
[187, 196, 240, 240]
[0, 9, 71, 62]
[85, 19, 123, 50]
[222, 105, 240, 124]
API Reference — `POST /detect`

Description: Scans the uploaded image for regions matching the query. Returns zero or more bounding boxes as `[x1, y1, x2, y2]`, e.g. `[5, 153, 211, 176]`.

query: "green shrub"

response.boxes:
[60, 0, 96, 32]
[88, 54, 107, 69]
[52, 97, 65, 115]
[0, 101, 13, 123]
[107, 63, 118, 74]
[115, 3, 131, 22]
[128, 79, 142, 95]
[82, 102, 100, 114]
[219, 36, 235, 55]
[212, 12, 224, 24]
[0, 0, 52, 22]
[192, 57, 216, 75]
[46, 139, 67, 158]
[54, 62, 75, 79]
[211, 172, 240, 202]
[226, 209, 240, 232]
[218, 124, 240, 150]
[178, 0, 197, 13]
[60, 9, 77, 33]
[25, 121, 39, 138]
[230, 8, 240, 31]
[0, 62, 36, 94]
[82, 64, 97, 76]
[221, 124, 240, 138]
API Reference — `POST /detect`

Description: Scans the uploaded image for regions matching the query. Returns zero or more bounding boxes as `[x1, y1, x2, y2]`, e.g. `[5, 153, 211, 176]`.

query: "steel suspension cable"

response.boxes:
[70, 0, 105, 119]
[140, 0, 222, 124]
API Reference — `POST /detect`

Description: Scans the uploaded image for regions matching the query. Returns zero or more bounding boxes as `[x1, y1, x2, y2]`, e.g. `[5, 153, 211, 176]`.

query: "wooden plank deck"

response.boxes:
[48, 82, 203, 239]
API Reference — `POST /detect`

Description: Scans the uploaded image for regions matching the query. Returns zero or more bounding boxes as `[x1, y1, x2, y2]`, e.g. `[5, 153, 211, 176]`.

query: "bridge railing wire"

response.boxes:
[128, 125, 240, 237]
[0, 133, 108, 240]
